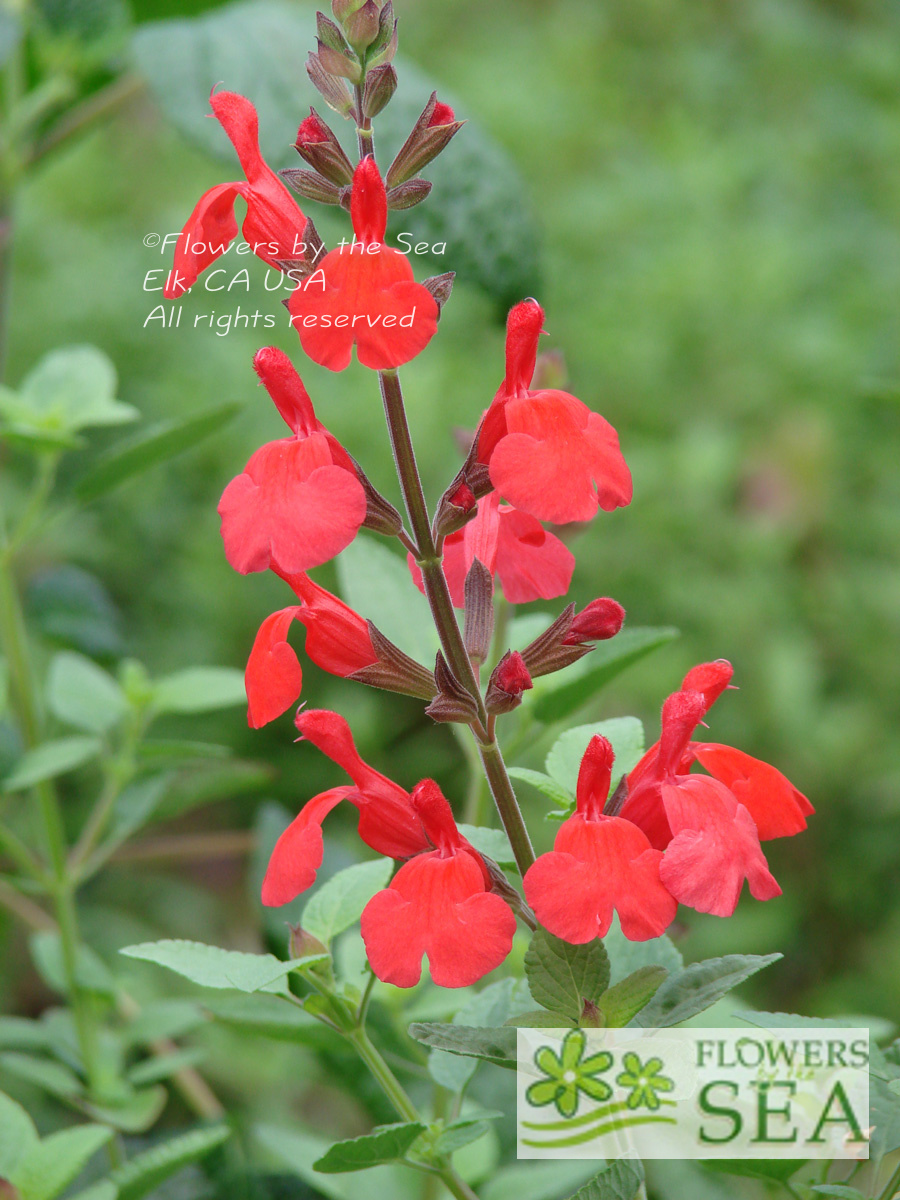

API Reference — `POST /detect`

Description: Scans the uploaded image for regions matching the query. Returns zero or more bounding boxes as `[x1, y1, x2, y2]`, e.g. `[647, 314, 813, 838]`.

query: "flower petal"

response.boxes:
[245, 607, 303, 728]
[690, 743, 814, 840]
[261, 786, 352, 905]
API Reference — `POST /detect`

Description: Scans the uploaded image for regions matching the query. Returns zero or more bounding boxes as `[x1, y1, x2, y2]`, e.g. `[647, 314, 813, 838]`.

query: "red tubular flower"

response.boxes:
[261, 710, 430, 906]
[218, 348, 366, 575]
[287, 156, 439, 370]
[523, 736, 677, 943]
[408, 492, 574, 606]
[164, 91, 307, 299]
[563, 598, 626, 645]
[244, 571, 377, 729]
[360, 780, 516, 987]
[476, 301, 632, 525]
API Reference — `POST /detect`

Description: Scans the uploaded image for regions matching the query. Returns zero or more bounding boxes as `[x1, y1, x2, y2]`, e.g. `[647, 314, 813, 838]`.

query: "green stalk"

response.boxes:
[878, 1159, 900, 1200]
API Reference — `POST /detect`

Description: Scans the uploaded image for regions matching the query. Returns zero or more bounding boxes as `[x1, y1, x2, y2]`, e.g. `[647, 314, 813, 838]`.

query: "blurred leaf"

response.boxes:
[46, 651, 127, 733]
[107, 773, 173, 842]
[127, 1046, 205, 1085]
[505, 1010, 573, 1029]
[598, 965, 669, 1027]
[120, 938, 313, 994]
[481, 1163, 599, 1200]
[605, 915, 684, 987]
[151, 666, 246, 714]
[0, 10, 22, 67]
[136, 739, 232, 764]
[525, 928, 610, 1022]
[2, 735, 101, 791]
[0, 347, 136, 443]
[10, 1124, 112, 1200]
[0, 1017, 49, 1051]
[633, 954, 782, 1027]
[26, 567, 123, 656]
[154, 758, 273, 821]
[302, 858, 393, 945]
[809, 1187, 867, 1198]
[407, 1023, 517, 1068]
[567, 1159, 645, 1200]
[123, 999, 205, 1045]
[80, 1085, 167, 1134]
[66, 1185, 118, 1200]
[0, 1089, 40, 1178]
[545, 717, 645, 799]
[0, 1051, 84, 1100]
[254, 1125, 416, 1200]
[313, 1122, 426, 1174]
[337, 535, 435, 664]
[506, 768, 573, 810]
[703, 1160, 806, 1182]
[73, 402, 242, 503]
[533, 628, 678, 723]
[455, 823, 515, 869]
[204, 992, 336, 1047]
[109, 1125, 231, 1200]
[132, 0, 540, 307]
[30, 931, 116, 998]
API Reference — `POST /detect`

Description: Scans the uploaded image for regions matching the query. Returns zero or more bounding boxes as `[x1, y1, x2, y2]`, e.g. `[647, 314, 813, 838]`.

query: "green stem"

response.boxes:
[0, 188, 12, 383]
[348, 1026, 419, 1123]
[878, 1159, 900, 1200]
[477, 739, 535, 871]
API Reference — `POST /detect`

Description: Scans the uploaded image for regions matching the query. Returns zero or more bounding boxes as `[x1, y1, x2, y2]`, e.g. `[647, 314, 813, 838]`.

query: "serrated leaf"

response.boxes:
[533, 627, 678, 723]
[506, 768, 573, 809]
[0, 1090, 39, 1177]
[46, 652, 126, 734]
[109, 1125, 230, 1200]
[456, 823, 515, 868]
[74, 402, 242, 502]
[408, 1023, 517, 1069]
[151, 667, 247, 714]
[567, 1159, 645, 1200]
[302, 858, 393, 945]
[525, 928, 610, 1022]
[313, 1122, 425, 1173]
[11, 1124, 112, 1200]
[120, 939, 314, 995]
[428, 979, 531, 1091]
[337, 535, 435, 664]
[2, 736, 101, 791]
[545, 718, 645, 797]
[598, 965, 668, 1027]
[633, 953, 782, 1027]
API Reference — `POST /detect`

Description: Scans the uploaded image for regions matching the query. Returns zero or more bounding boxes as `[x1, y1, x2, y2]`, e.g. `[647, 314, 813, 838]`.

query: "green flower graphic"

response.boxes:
[615, 1051, 675, 1110]
[526, 1030, 613, 1118]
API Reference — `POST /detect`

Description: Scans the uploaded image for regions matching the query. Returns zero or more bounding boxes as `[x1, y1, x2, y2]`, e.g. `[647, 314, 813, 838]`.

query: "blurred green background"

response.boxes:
[5, 0, 900, 1086]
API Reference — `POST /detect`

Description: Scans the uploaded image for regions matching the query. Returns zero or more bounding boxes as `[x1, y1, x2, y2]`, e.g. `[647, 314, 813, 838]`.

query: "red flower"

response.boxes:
[476, 301, 632, 525]
[244, 572, 377, 729]
[164, 91, 307, 299]
[287, 156, 439, 371]
[523, 736, 677, 942]
[408, 492, 574, 606]
[361, 780, 516, 987]
[261, 709, 430, 906]
[218, 347, 366, 575]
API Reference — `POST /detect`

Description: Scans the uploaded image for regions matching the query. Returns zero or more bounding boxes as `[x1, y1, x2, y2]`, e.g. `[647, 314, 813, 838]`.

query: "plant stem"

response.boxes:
[477, 738, 535, 871]
[878, 1159, 900, 1200]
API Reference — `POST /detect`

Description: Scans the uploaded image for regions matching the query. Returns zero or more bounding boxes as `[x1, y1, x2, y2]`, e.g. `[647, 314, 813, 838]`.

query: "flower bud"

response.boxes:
[563, 598, 625, 645]
[362, 64, 398, 118]
[317, 40, 363, 84]
[350, 622, 438, 701]
[367, 3, 397, 67]
[463, 558, 495, 667]
[433, 478, 476, 539]
[345, 0, 381, 52]
[485, 650, 533, 715]
[332, 0, 366, 22]
[426, 653, 480, 724]
[307, 53, 354, 117]
[317, 10, 353, 53]
[386, 92, 465, 188]
[289, 924, 328, 961]
[386, 178, 432, 210]
[280, 168, 342, 205]
[294, 108, 355, 185]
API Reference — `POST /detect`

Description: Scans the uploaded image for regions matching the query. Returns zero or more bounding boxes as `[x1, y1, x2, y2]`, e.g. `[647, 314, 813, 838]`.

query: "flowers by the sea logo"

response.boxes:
[517, 1027, 870, 1160]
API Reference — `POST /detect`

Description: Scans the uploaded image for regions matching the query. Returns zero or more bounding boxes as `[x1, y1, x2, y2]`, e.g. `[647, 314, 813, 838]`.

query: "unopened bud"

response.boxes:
[580, 999, 605, 1028]
[563, 598, 625, 645]
[307, 53, 354, 117]
[294, 108, 355, 185]
[425, 653, 480, 724]
[317, 40, 362, 83]
[350, 623, 438, 701]
[433, 477, 477, 539]
[386, 92, 464, 188]
[332, 0, 366, 21]
[345, 0, 380, 52]
[362, 64, 397, 118]
[367, 3, 397, 67]
[387, 178, 432, 210]
[485, 650, 533, 715]
[464, 558, 495, 667]
[317, 10, 352, 53]
[421, 270, 454, 316]
[289, 924, 328, 960]
[280, 168, 342, 205]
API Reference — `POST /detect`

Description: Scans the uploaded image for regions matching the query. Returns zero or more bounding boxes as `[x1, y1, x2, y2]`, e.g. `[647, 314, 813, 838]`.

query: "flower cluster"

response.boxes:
[170, 22, 812, 991]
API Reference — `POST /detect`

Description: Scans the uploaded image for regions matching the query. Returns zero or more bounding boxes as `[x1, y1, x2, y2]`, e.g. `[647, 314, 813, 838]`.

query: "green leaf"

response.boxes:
[809, 1187, 868, 1198]
[73, 402, 242, 502]
[254, 1125, 415, 1200]
[0, 1017, 49, 1051]
[106, 773, 173, 843]
[505, 1009, 574, 1029]
[598, 965, 669, 1027]
[407, 1023, 517, 1069]
[46, 652, 127, 734]
[337, 535, 435, 663]
[533, 627, 678, 723]
[633, 953, 782, 1027]
[127, 1047, 205, 1086]
[151, 666, 247, 714]
[482, 1164, 599, 1200]
[2, 735, 101, 791]
[313, 1123, 426, 1173]
[545, 718, 645, 796]
[568, 1159, 645, 1200]
[302, 858, 393, 945]
[80, 1086, 167, 1134]
[136, 739, 232, 764]
[703, 1160, 806, 1182]
[433, 1112, 502, 1156]
[123, 999, 205, 1045]
[0, 1052, 84, 1100]
[10, 1124, 112, 1200]
[132, 1, 540, 307]
[525, 928, 610, 1022]
[456, 823, 516, 868]
[30, 931, 115, 998]
[428, 978, 531, 1091]
[506, 768, 573, 810]
[605, 914, 684, 986]
[120, 939, 315, 995]
[0, 1090, 39, 1178]
[26, 566, 123, 657]
[109, 1125, 230, 1200]
[204, 992, 336, 1047]
[66, 1184, 119, 1200]
[0, 346, 136, 443]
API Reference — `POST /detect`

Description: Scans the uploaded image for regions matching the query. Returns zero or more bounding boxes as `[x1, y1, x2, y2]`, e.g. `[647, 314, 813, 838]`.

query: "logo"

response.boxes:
[516, 1027, 870, 1160]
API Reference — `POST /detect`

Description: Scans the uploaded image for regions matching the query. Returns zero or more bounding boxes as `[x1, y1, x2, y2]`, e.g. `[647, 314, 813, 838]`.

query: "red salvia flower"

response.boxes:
[218, 347, 366, 575]
[261, 709, 430, 906]
[287, 156, 439, 371]
[476, 300, 632, 525]
[523, 736, 677, 942]
[360, 780, 516, 987]
[164, 91, 307, 299]
[244, 571, 377, 729]
[563, 597, 626, 645]
[408, 491, 574, 606]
